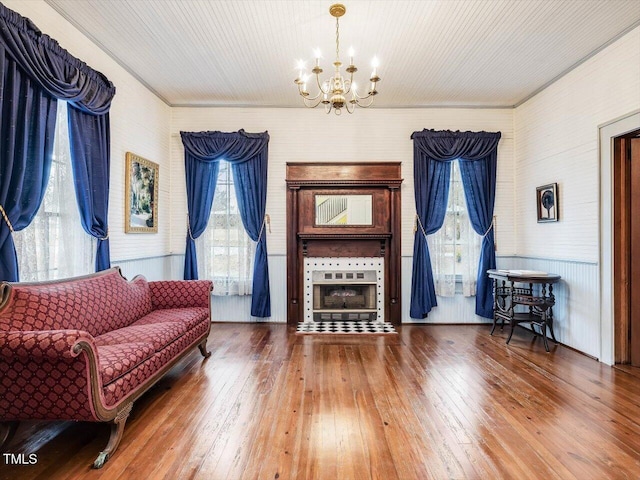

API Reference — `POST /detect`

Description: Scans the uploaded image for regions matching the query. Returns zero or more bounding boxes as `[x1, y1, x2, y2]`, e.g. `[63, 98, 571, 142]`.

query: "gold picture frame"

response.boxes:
[125, 152, 158, 233]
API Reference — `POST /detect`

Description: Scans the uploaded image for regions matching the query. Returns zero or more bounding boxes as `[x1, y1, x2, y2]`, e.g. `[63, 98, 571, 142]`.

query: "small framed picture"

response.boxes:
[125, 152, 158, 233]
[536, 183, 558, 223]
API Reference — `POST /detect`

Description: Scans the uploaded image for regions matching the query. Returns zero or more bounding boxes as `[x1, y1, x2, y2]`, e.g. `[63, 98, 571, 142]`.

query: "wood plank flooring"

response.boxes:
[2, 323, 640, 479]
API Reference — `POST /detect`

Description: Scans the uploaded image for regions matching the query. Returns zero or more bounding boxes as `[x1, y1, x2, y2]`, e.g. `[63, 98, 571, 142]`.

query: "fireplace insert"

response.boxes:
[304, 257, 385, 322]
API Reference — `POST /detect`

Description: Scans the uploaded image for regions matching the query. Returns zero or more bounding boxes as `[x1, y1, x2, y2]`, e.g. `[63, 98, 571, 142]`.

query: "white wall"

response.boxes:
[170, 108, 515, 257]
[170, 107, 515, 323]
[4, 0, 173, 264]
[514, 26, 640, 263]
[513, 26, 640, 360]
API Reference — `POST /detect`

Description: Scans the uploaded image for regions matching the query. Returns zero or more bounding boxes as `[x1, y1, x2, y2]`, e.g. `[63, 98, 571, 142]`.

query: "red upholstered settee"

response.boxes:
[0, 267, 212, 468]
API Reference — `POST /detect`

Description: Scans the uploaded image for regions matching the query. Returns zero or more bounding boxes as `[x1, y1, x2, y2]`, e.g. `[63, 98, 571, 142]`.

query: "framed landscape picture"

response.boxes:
[125, 152, 158, 233]
[536, 183, 558, 223]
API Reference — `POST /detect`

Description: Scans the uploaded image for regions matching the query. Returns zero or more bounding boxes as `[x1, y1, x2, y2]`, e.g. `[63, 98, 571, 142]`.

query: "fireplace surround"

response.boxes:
[304, 257, 384, 322]
[286, 162, 402, 324]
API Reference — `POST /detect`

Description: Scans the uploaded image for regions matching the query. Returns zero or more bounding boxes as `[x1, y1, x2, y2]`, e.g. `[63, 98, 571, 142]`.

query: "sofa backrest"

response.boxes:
[0, 267, 153, 337]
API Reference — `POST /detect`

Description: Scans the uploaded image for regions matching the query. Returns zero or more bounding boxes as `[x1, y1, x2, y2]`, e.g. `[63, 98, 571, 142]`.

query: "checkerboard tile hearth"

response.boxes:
[296, 321, 397, 334]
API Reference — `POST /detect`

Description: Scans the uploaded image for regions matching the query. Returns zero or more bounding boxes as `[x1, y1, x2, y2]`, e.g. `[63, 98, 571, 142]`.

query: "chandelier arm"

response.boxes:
[353, 96, 376, 108]
[352, 87, 378, 100]
[298, 84, 324, 102]
[301, 94, 325, 109]
[344, 100, 355, 114]
[343, 73, 353, 95]
[315, 74, 330, 94]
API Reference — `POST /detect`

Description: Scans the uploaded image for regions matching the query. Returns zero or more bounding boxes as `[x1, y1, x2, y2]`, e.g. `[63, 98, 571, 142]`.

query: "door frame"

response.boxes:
[599, 110, 640, 365]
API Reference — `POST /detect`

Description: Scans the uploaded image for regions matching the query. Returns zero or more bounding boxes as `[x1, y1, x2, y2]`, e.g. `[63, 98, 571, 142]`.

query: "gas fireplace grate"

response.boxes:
[296, 321, 397, 334]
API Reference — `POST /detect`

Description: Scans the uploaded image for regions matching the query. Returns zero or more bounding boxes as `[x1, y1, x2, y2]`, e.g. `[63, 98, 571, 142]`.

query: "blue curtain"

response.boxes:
[180, 130, 271, 318]
[68, 108, 112, 271]
[459, 155, 498, 318]
[0, 4, 116, 279]
[410, 129, 501, 319]
[0, 58, 57, 281]
[409, 149, 451, 318]
[183, 156, 219, 280]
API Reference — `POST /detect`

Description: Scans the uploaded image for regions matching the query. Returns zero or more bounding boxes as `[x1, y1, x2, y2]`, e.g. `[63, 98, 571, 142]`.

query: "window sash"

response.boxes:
[428, 161, 481, 297]
[197, 161, 255, 296]
[13, 101, 94, 281]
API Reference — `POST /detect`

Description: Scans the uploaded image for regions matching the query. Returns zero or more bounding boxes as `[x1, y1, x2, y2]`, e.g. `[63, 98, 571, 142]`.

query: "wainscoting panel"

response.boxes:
[117, 254, 599, 358]
[167, 254, 288, 323]
[497, 256, 599, 359]
[400, 257, 490, 325]
[112, 256, 173, 281]
[401, 255, 600, 359]
[206, 255, 287, 323]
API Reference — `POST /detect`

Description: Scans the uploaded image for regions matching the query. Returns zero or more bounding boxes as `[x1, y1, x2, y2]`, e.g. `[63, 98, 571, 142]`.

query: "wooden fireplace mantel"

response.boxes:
[286, 162, 403, 325]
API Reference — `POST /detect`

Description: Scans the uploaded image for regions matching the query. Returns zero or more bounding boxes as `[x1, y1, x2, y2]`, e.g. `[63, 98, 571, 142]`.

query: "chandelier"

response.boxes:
[294, 3, 380, 115]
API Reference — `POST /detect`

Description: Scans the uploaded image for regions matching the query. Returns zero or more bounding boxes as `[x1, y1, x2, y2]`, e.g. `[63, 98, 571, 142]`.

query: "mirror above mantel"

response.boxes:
[315, 194, 373, 226]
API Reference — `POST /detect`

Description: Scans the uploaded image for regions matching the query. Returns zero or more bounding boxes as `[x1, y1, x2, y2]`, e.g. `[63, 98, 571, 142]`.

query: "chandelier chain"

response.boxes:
[335, 17, 340, 61]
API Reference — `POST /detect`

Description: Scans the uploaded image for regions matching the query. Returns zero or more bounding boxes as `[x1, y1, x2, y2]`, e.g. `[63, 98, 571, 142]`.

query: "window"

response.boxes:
[196, 161, 255, 295]
[427, 161, 481, 296]
[13, 101, 95, 281]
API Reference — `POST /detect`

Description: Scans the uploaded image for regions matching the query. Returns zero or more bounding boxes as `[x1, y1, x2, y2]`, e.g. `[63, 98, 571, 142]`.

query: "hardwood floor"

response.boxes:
[3, 323, 640, 479]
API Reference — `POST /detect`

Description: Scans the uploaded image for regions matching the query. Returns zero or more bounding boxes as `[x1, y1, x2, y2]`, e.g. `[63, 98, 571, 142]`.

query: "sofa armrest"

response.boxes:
[148, 280, 213, 310]
[0, 329, 107, 422]
[0, 329, 97, 360]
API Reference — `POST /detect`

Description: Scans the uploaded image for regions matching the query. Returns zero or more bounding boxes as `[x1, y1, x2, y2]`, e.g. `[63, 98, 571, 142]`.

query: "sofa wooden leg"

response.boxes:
[198, 338, 211, 358]
[0, 421, 19, 452]
[92, 403, 132, 469]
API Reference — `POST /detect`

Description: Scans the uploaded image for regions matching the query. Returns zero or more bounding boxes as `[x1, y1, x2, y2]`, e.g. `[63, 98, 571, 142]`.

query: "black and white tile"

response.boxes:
[296, 321, 397, 334]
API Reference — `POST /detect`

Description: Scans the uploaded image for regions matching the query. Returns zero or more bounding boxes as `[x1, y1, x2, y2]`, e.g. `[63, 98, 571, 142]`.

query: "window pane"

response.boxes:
[427, 161, 481, 297]
[196, 160, 256, 296]
[13, 102, 94, 281]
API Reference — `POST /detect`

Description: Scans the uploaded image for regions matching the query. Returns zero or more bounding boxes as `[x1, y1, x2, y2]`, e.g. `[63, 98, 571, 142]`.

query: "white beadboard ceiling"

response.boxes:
[44, 0, 640, 108]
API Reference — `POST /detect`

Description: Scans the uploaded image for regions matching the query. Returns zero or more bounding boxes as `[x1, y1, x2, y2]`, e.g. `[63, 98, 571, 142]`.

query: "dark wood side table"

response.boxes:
[487, 269, 561, 352]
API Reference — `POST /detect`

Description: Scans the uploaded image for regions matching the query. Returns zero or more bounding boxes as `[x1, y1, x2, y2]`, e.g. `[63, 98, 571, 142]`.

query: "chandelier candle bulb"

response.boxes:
[294, 3, 380, 114]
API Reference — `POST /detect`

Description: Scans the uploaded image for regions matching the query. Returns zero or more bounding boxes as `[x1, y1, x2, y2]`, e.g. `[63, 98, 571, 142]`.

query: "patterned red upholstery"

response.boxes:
[0, 351, 94, 421]
[102, 321, 209, 406]
[0, 329, 96, 360]
[97, 342, 155, 385]
[132, 307, 210, 331]
[0, 267, 212, 423]
[149, 280, 211, 309]
[95, 321, 188, 352]
[0, 269, 153, 337]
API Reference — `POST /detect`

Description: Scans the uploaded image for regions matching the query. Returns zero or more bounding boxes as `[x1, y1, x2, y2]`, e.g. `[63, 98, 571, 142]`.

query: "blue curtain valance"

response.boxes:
[0, 3, 115, 114]
[181, 129, 269, 163]
[410, 129, 501, 160]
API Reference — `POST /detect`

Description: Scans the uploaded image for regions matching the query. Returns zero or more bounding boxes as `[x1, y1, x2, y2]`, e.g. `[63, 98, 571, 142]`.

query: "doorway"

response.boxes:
[614, 129, 640, 366]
